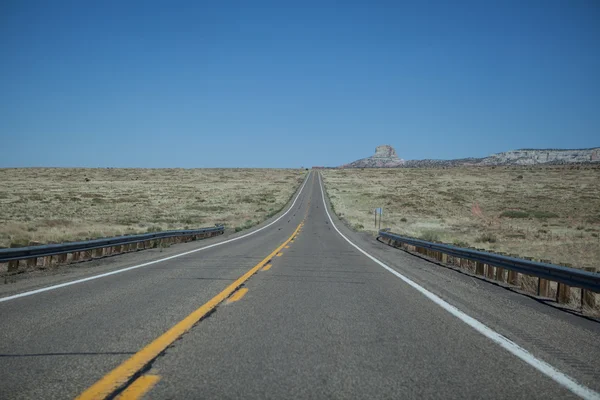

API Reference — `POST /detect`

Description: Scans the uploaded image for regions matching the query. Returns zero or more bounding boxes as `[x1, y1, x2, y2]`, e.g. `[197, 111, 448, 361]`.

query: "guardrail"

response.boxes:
[0, 226, 225, 275]
[378, 230, 599, 309]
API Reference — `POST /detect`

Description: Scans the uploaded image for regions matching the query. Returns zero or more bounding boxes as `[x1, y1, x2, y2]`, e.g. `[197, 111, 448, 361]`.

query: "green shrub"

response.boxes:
[530, 210, 558, 219]
[500, 210, 529, 218]
[506, 233, 527, 239]
[235, 219, 256, 233]
[585, 216, 600, 224]
[452, 240, 470, 248]
[400, 217, 407, 222]
[10, 238, 30, 247]
[475, 233, 497, 243]
[420, 230, 441, 242]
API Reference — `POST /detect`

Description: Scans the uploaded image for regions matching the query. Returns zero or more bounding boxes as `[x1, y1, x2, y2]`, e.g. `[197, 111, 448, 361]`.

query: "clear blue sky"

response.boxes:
[1, 1, 599, 167]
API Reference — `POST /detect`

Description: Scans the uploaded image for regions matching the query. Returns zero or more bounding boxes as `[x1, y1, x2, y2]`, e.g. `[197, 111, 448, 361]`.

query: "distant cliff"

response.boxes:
[479, 148, 600, 165]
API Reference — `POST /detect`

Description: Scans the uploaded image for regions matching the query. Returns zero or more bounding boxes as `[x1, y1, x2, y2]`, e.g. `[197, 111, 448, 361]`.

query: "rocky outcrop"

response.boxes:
[480, 148, 600, 165]
[341, 145, 405, 168]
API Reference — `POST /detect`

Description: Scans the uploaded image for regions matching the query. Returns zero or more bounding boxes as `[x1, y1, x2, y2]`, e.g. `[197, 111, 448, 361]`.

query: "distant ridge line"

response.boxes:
[514, 147, 599, 151]
[339, 145, 600, 168]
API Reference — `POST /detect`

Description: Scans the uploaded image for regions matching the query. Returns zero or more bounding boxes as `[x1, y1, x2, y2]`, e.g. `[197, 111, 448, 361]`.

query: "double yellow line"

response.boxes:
[78, 221, 304, 399]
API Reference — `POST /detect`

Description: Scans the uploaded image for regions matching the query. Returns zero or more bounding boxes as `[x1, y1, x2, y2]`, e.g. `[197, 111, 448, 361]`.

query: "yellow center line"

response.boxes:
[77, 222, 303, 400]
[284, 246, 290, 249]
[261, 264, 272, 271]
[276, 253, 283, 257]
[115, 375, 160, 400]
[226, 288, 248, 303]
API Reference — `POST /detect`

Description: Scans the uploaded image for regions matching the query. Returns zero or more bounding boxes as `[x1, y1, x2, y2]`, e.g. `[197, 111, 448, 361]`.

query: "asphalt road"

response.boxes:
[0, 171, 599, 399]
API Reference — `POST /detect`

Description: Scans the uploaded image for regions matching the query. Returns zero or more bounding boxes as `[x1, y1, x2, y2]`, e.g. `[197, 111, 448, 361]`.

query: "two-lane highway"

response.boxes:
[1, 172, 599, 399]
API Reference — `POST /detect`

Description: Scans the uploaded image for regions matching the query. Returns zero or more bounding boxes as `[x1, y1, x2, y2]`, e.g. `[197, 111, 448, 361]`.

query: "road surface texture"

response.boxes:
[0, 172, 599, 399]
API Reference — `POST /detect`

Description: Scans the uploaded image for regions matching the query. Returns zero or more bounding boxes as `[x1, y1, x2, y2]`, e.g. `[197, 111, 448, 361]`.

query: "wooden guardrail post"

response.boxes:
[537, 259, 551, 297]
[26, 257, 37, 268]
[495, 266, 504, 282]
[557, 284, 571, 304]
[485, 263, 494, 279]
[43, 255, 53, 268]
[475, 261, 485, 276]
[582, 267, 596, 308]
[507, 270, 519, 285]
[557, 263, 572, 304]
[7, 243, 21, 272]
[8, 260, 19, 273]
[507, 254, 519, 285]
[494, 252, 506, 282]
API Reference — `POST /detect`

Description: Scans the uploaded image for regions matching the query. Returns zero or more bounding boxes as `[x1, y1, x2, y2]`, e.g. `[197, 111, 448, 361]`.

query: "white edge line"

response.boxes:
[317, 172, 599, 400]
[0, 171, 312, 303]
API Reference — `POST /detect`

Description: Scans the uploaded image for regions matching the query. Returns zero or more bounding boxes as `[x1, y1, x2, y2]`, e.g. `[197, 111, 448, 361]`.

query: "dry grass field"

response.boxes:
[322, 166, 600, 270]
[0, 168, 305, 248]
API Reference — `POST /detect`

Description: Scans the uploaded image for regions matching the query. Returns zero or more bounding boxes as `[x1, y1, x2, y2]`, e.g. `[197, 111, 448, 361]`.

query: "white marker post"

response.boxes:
[375, 208, 383, 230]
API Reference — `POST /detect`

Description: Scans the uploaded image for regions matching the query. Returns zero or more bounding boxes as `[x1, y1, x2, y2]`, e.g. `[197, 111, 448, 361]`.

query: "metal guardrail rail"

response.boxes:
[0, 226, 224, 264]
[378, 230, 600, 296]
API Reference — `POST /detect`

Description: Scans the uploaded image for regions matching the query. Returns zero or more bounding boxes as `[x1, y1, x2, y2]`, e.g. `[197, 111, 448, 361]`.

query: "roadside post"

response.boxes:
[375, 207, 383, 230]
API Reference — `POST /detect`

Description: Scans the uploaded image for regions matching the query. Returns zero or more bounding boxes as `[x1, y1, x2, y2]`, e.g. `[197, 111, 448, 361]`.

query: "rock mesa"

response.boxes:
[341, 145, 405, 168]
